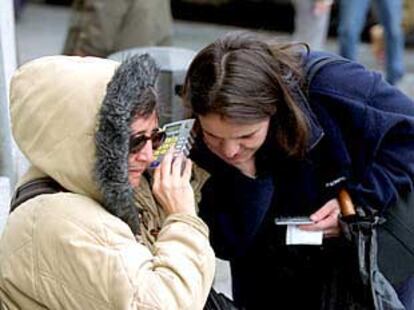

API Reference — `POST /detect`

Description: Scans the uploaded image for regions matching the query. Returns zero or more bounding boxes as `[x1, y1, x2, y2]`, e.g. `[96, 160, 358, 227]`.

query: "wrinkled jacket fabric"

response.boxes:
[191, 52, 414, 309]
[0, 56, 215, 309]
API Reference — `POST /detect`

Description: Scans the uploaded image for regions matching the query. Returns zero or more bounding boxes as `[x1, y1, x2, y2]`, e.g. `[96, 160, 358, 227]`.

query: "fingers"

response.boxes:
[299, 199, 341, 238]
[153, 162, 161, 190]
[310, 199, 339, 222]
[153, 150, 192, 194]
[160, 148, 174, 181]
[151, 150, 195, 216]
[182, 158, 192, 182]
[299, 219, 340, 238]
[171, 153, 184, 179]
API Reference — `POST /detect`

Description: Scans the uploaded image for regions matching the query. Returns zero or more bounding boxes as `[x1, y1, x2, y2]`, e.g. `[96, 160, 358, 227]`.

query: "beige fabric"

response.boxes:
[0, 56, 215, 309]
[135, 164, 211, 252]
[63, 0, 173, 57]
[10, 56, 116, 202]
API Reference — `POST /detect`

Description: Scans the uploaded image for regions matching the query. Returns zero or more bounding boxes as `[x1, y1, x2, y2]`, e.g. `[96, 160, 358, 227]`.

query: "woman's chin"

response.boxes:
[129, 174, 142, 188]
[222, 155, 250, 167]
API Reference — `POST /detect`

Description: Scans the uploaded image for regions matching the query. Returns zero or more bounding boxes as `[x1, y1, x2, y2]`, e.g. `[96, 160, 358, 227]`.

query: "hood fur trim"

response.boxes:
[95, 54, 160, 234]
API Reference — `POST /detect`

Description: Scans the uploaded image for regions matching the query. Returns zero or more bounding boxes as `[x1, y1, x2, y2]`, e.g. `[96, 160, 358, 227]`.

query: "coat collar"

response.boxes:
[292, 84, 325, 152]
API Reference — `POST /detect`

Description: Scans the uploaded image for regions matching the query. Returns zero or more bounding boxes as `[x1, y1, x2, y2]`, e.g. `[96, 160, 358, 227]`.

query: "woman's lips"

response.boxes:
[129, 168, 144, 174]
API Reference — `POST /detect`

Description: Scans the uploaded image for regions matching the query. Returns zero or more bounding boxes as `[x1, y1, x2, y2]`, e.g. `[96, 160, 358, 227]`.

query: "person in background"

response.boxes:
[338, 0, 405, 85]
[292, 0, 333, 50]
[370, 0, 414, 65]
[403, 0, 414, 45]
[0, 54, 215, 309]
[182, 31, 414, 309]
[13, 0, 26, 18]
[370, 23, 386, 63]
[63, 0, 172, 57]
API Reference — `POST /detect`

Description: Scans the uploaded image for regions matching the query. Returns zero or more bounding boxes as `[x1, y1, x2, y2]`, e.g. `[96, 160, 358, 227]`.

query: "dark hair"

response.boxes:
[182, 31, 310, 158]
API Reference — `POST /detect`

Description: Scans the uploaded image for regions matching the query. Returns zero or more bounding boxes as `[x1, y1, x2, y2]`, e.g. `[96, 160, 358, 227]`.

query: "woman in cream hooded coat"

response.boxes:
[0, 54, 215, 309]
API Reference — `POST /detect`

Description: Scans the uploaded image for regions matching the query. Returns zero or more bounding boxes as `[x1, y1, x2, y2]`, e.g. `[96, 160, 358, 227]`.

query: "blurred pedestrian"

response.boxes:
[371, 0, 414, 64]
[63, 0, 173, 57]
[403, 0, 414, 44]
[370, 24, 385, 63]
[338, 0, 405, 85]
[14, 0, 26, 18]
[292, 0, 333, 50]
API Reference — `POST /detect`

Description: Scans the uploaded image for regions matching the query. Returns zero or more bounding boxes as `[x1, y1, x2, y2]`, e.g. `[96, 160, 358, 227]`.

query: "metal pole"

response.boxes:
[0, 0, 17, 186]
[0, 55, 14, 185]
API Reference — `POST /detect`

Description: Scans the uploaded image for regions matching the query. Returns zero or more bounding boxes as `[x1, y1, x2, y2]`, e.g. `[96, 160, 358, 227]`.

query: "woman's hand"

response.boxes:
[152, 151, 196, 216]
[299, 199, 341, 238]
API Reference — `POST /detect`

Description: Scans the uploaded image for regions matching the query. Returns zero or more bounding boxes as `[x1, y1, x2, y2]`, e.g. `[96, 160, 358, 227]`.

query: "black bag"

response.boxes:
[204, 288, 240, 310]
[319, 189, 409, 310]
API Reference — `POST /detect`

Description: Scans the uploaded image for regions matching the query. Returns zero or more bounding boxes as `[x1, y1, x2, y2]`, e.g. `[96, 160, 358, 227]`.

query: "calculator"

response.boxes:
[149, 118, 195, 168]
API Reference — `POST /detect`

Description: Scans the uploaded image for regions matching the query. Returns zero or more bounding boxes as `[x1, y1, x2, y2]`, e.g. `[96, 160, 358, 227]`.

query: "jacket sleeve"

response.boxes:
[350, 73, 414, 211]
[109, 213, 215, 310]
[311, 60, 414, 212]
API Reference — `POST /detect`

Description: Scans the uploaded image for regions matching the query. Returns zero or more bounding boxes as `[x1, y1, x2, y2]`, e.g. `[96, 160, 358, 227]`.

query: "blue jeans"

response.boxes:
[338, 0, 405, 84]
[397, 275, 414, 310]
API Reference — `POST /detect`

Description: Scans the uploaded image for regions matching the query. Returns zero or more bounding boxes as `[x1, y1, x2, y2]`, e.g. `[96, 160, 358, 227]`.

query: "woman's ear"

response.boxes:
[175, 84, 183, 97]
[191, 118, 202, 139]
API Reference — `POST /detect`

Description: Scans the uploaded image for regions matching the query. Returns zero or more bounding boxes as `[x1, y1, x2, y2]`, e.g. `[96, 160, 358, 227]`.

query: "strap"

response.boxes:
[10, 177, 67, 213]
[381, 191, 414, 256]
[304, 54, 348, 95]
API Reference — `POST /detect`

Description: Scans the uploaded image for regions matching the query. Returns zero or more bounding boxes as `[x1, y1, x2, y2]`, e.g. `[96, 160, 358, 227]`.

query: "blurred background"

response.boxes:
[10, 0, 414, 74]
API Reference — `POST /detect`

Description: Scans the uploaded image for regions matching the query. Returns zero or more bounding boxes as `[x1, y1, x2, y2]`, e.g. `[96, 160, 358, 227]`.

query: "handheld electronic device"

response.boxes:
[274, 216, 313, 225]
[149, 118, 195, 168]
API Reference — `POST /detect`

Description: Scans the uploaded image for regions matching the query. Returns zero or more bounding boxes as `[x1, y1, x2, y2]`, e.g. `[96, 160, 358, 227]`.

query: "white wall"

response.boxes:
[1, 0, 17, 81]
[0, 0, 17, 232]
[0, 177, 10, 233]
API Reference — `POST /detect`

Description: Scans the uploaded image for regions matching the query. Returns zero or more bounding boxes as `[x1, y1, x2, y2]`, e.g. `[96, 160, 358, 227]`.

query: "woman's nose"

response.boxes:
[221, 140, 239, 159]
[134, 140, 154, 162]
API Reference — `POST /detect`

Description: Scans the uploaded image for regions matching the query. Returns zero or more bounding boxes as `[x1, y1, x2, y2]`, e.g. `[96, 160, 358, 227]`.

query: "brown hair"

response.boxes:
[130, 86, 159, 123]
[182, 31, 310, 158]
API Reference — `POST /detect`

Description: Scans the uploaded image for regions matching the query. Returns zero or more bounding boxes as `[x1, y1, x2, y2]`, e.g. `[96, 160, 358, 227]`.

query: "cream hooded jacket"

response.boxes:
[0, 55, 215, 309]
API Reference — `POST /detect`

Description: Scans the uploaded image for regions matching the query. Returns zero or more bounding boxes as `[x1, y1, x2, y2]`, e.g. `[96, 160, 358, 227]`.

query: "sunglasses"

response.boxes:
[129, 129, 166, 154]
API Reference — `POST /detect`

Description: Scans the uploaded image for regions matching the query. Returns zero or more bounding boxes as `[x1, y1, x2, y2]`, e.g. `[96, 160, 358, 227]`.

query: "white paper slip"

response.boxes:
[286, 225, 323, 245]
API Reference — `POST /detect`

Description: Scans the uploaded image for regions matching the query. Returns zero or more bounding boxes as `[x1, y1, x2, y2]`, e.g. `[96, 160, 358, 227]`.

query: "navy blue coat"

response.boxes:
[191, 52, 414, 309]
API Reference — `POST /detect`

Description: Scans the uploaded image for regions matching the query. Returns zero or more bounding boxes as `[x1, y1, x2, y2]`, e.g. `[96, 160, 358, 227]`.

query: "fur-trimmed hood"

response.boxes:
[95, 54, 159, 233]
[10, 54, 159, 234]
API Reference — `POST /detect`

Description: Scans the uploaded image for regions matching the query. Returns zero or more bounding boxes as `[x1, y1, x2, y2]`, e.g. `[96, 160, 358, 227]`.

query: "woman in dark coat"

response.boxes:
[182, 31, 414, 309]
